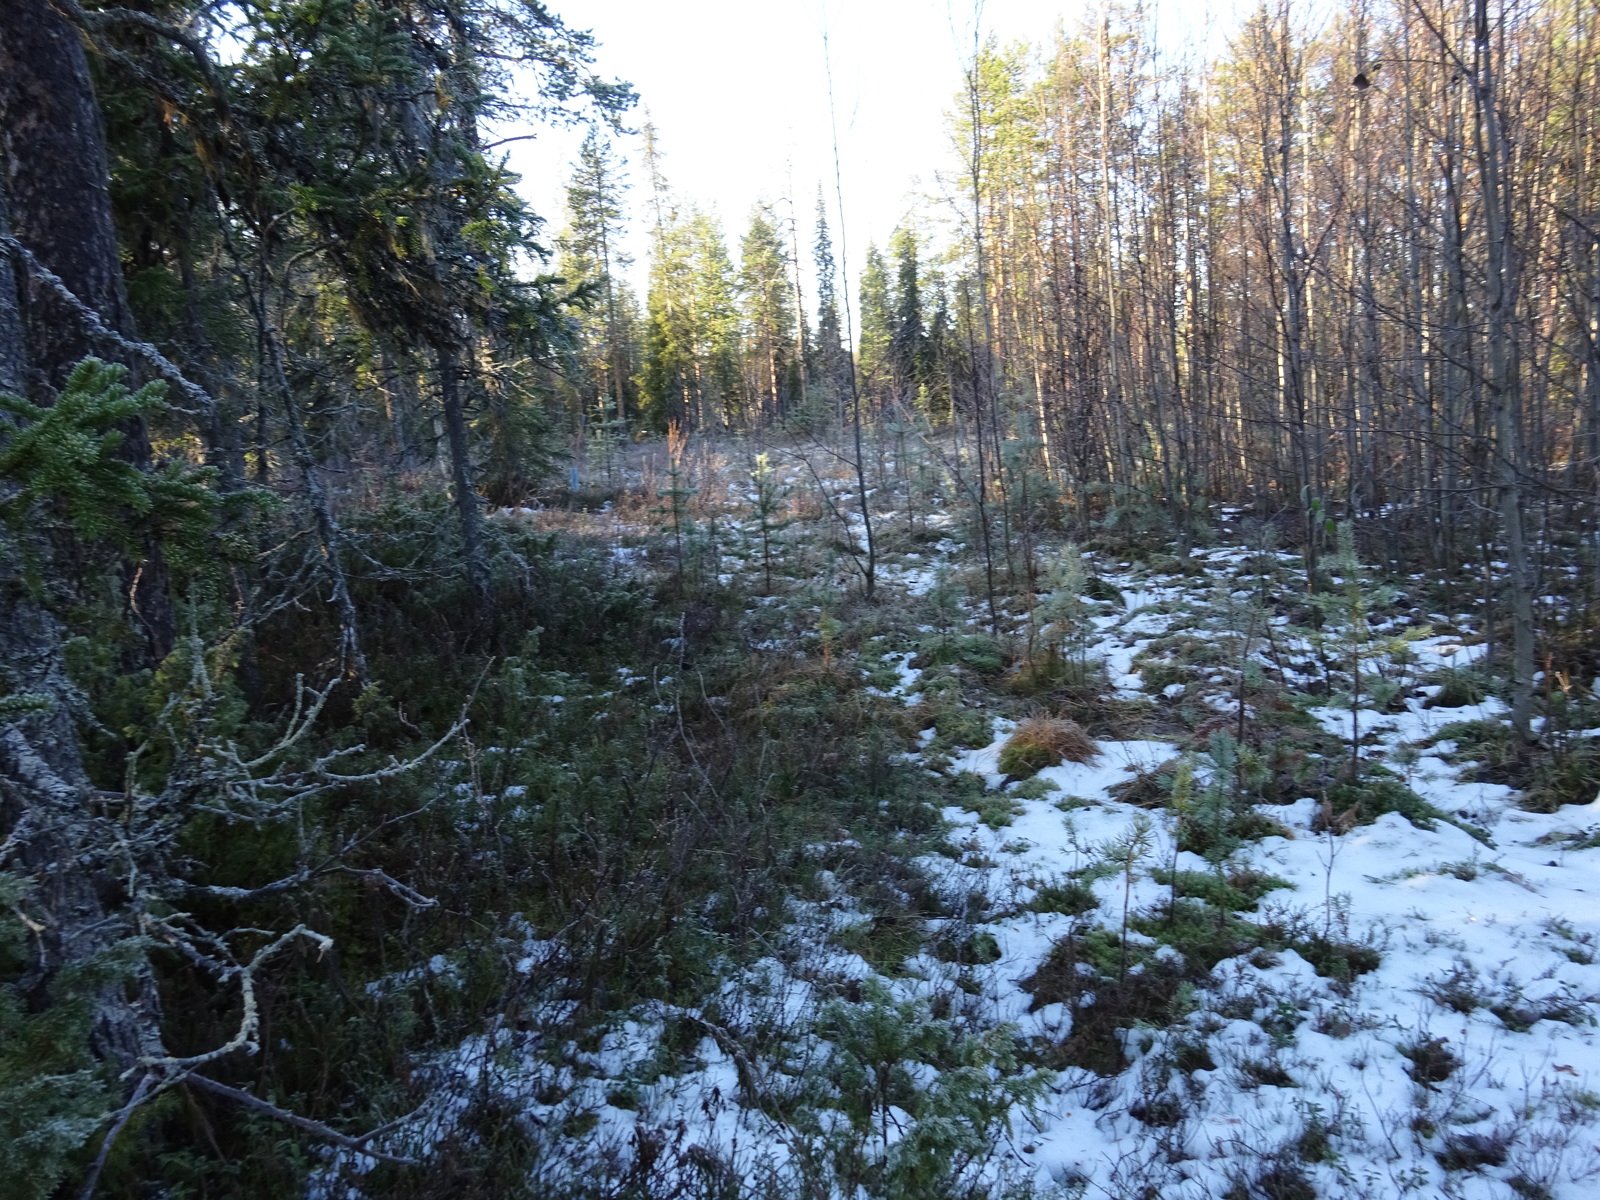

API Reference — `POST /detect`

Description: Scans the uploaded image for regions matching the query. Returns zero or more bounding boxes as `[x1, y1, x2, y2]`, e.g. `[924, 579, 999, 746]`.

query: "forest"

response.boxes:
[3, 0, 1600, 1197]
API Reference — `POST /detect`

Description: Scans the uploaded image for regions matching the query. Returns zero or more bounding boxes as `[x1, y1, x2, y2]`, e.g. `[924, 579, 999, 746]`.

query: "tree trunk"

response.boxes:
[0, 153, 151, 1085]
[0, 0, 175, 661]
[1474, 0, 1537, 743]
[439, 345, 492, 613]
[0, 0, 135, 390]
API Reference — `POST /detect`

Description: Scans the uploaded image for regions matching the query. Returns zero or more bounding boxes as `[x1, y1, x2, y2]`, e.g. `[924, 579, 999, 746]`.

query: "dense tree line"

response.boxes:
[558, 0, 1599, 743]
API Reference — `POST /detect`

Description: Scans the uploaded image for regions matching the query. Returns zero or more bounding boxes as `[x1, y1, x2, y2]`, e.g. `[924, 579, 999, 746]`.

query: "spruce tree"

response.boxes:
[857, 244, 893, 402]
[813, 189, 847, 412]
[888, 225, 928, 406]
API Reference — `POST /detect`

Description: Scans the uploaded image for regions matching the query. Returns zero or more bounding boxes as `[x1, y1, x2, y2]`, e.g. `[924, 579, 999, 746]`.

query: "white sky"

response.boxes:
[506, 0, 1251, 309]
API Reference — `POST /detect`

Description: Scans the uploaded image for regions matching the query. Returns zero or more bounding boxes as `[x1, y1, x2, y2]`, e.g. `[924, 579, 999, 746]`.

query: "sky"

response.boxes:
[505, 0, 1252, 304]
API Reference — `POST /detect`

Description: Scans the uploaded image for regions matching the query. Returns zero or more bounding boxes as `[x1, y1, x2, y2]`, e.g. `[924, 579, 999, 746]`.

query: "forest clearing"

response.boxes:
[4, 0, 1600, 1197]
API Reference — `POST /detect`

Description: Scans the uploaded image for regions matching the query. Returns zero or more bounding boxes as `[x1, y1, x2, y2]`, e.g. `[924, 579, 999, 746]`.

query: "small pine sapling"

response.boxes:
[1309, 524, 1431, 781]
[1102, 815, 1156, 982]
[649, 422, 698, 594]
[747, 452, 793, 594]
[1029, 546, 1091, 685]
[1001, 410, 1050, 593]
[1166, 756, 1198, 917]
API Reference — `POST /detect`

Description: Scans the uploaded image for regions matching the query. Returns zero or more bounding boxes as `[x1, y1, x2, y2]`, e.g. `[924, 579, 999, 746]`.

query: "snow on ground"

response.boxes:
[316, 525, 1600, 1199]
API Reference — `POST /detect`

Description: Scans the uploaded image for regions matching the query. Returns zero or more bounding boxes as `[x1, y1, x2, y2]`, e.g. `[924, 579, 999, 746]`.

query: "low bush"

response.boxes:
[915, 632, 1006, 675]
[1521, 738, 1600, 813]
[1424, 668, 1491, 709]
[1399, 1035, 1460, 1085]
[1321, 771, 1488, 842]
[1028, 880, 1100, 916]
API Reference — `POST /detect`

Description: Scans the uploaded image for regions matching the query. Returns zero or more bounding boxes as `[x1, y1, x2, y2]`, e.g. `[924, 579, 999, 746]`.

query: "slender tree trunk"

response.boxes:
[438, 345, 492, 613]
[1473, 0, 1537, 742]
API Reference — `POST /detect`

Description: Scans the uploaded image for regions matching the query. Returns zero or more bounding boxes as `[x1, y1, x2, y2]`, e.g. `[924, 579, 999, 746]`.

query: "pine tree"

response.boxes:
[560, 129, 634, 431]
[747, 451, 793, 593]
[637, 128, 741, 430]
[739, 205, 798, 423]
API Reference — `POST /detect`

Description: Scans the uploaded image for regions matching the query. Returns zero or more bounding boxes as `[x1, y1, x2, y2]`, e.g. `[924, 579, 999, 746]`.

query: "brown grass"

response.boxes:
[998, 717, 1101, 778]
[1109, 758, 1181, 808]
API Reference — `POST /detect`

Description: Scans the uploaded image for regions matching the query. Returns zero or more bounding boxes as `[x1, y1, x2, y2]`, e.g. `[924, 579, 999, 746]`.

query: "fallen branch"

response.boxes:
[184, 1074, 421, 1167]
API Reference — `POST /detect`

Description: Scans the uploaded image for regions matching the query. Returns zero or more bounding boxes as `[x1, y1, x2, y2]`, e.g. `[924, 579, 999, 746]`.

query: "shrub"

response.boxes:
[929, 705, 993, 751]
[1322, 772, 1488, 842]
[997, 718, 1100, 778]
[1028, 881, 1100, 916]
[1424, 668, 1491, 709]
[1151, 868, 1292, 912]
[1009, 775, 1061, 800]
[1522, 738, 1600, 813]
[1084, 575, 1125, 604]
[1294, 934, 1383, 983]
[1436, 1130, 1511, 1171]
[915, 632, 1005, 675]
[1399, 1035, 1460, 1085]
[933, 929, 1002, 965]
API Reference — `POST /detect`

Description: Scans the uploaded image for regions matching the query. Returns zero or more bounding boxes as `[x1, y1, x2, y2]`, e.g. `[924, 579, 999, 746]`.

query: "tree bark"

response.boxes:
[0, 0, 135, 390]
[0, 0, 175, 661]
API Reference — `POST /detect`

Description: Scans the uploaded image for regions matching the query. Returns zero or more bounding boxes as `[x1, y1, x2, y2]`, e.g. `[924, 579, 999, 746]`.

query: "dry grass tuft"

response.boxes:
[1109, 758, 1181, 808]
[998, 717, 1101, 778]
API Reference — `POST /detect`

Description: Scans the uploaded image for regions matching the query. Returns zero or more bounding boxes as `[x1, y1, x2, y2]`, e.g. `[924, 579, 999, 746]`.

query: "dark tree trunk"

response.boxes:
[0, 0, 136, 390]
[0, 1, 177, 1080]
[438, 345, 492, 614]
[0, 0, 175, 661]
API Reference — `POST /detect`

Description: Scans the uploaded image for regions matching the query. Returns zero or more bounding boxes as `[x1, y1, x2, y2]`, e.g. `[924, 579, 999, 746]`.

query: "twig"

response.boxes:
[78, 1072, 157, 1200]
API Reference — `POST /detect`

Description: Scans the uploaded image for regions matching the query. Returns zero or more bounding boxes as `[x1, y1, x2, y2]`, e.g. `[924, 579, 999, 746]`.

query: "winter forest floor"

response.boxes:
[274, 431, 1600, 1200]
